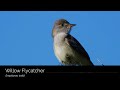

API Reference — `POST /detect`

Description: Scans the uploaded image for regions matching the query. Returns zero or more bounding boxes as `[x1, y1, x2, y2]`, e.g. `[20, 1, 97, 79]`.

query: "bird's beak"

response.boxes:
[70, 24, 76, 27]
[67, 24, 76, 29]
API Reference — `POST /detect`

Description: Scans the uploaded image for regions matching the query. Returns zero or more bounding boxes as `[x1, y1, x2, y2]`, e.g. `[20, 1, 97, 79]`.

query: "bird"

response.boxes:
[52, 19, 94, 66]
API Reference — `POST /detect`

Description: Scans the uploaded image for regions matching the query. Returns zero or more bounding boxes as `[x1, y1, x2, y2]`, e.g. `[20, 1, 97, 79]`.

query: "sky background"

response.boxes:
[0, 11, 120, 66]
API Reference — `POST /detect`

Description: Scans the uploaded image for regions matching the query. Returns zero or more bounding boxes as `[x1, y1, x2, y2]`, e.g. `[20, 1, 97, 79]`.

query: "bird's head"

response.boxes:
[52, 19, 76, 38]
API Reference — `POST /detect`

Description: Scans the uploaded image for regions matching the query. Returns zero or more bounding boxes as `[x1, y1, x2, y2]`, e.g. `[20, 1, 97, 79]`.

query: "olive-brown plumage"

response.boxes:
[52, 19, 94, 66]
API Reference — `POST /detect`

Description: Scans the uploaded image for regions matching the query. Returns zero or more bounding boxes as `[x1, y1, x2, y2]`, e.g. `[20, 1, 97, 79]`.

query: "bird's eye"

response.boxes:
[61, 23, 64, 27]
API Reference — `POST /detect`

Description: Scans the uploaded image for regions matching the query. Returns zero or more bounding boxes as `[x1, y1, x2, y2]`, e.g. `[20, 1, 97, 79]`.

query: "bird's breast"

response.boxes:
[53, 33, 84, 65]
[54, 42, 72, 62]
[53, 33, 68, 62]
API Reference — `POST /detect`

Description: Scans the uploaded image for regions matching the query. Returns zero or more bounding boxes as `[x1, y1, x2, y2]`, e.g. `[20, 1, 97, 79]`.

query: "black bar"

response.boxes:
[0, 66, 120, 80]
[0, 2, 120, 11]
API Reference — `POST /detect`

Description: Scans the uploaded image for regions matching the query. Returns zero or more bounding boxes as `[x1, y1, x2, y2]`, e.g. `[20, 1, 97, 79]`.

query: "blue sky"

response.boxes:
[0, 11, 120, 65]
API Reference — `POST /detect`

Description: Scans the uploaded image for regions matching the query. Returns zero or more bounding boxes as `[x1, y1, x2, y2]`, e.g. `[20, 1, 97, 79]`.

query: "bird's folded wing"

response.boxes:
[65, 34, 90, 60]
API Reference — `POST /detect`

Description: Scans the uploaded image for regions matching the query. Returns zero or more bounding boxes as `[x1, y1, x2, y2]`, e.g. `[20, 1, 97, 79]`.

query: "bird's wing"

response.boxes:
[65, 34, 90, 60]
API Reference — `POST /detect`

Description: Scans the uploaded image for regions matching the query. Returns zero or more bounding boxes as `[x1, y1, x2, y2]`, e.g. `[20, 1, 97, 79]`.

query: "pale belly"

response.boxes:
[54, 44, 67, 62]
[53, 33, 92, 66]
[54, 43, 91, 65]
[54, 43, 81, 65]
